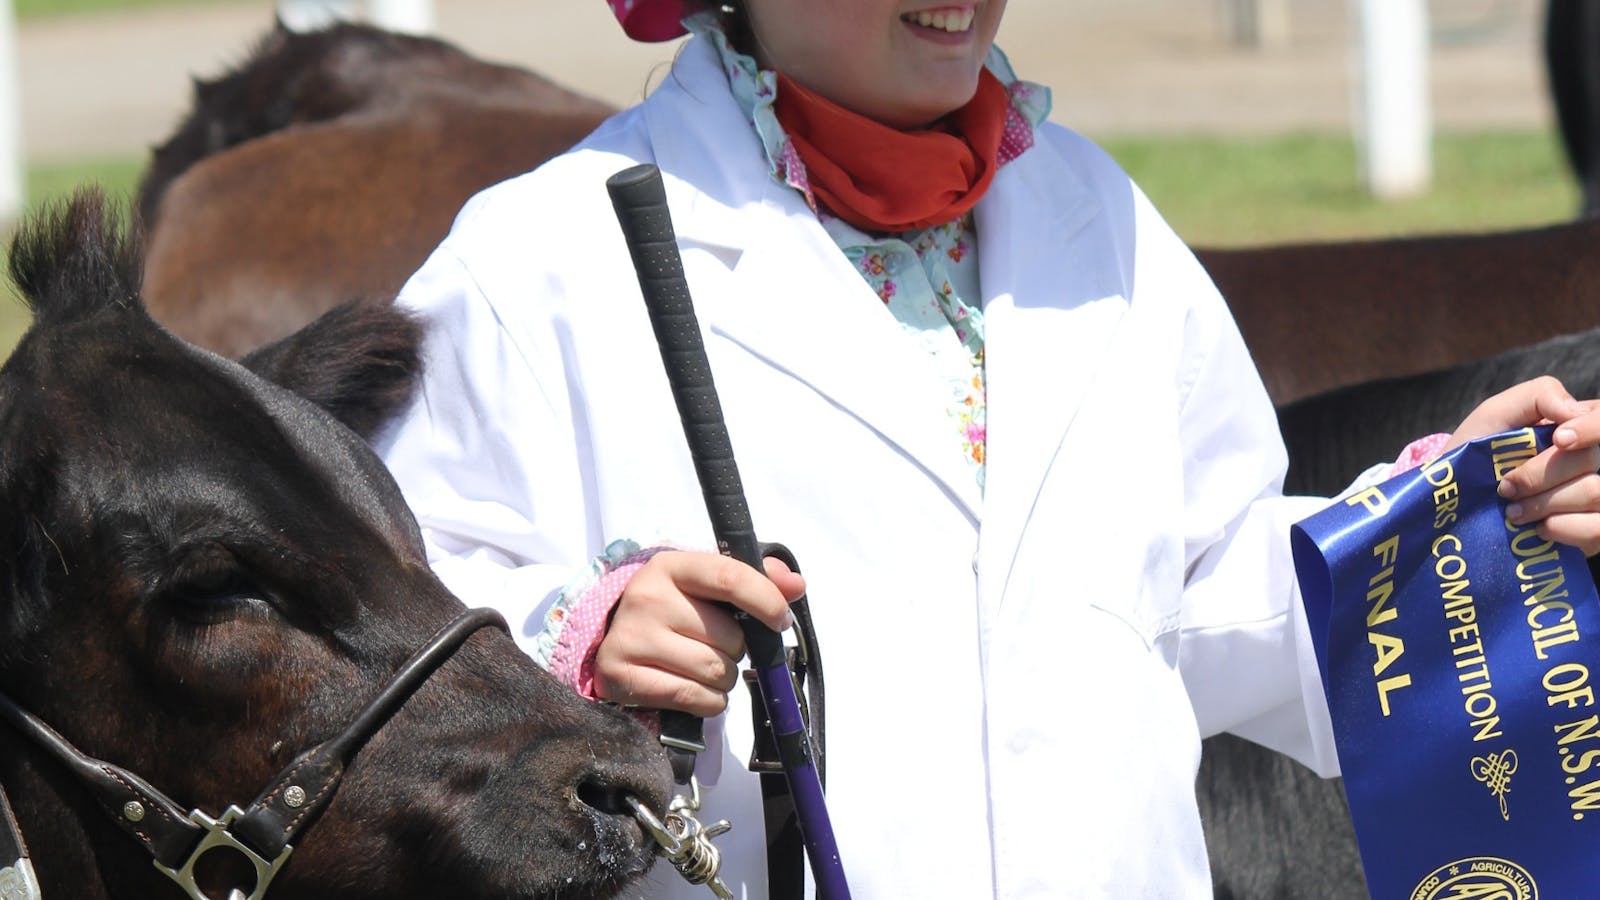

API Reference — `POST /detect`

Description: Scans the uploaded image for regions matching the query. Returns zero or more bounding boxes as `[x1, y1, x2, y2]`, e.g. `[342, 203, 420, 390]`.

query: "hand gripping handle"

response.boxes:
[605, 162, 784, 669]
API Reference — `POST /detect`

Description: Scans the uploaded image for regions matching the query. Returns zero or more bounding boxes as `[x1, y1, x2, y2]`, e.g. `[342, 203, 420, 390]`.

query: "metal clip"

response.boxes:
[0, 858, 42, 900]
[152, 806, 292, 900]
[628, 778, 733, 899]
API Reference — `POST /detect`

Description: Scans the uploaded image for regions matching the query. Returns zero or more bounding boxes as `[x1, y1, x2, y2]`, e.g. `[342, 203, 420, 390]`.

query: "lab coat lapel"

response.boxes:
[977, 147, 1130, 620]
[709, 202, 986, 522]
[641, 48, 983, 521]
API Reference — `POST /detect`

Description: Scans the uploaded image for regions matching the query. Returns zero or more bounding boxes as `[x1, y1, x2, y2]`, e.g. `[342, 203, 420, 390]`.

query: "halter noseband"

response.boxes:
[0, 606, 508, 900]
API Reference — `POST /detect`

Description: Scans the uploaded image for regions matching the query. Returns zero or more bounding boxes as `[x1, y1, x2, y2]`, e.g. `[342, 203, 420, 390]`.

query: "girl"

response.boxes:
[376, 1, 1600, 895]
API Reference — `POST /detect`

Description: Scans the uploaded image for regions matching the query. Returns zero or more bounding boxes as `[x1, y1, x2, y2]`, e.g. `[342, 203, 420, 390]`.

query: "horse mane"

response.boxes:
[136, 20, 476, 226]
[9, 188, 143, 326]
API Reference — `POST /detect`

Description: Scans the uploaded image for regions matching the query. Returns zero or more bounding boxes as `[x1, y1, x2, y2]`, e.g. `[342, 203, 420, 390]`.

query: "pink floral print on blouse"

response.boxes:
[842, 214, 990, 481]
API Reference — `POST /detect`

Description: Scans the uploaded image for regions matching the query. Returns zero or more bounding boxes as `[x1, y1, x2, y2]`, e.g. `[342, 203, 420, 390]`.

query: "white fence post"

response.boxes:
[1221, 0, 1291, 50]
[1352, 0, 1433, 198]
[277, 0, 434, 34]
[0, 0, 22, 224]
[276, 0, 356, 30]
[369, 0, 433, 35]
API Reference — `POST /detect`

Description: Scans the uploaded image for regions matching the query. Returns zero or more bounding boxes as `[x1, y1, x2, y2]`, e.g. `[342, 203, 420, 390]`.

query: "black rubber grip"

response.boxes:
[606, 163, 785, 670]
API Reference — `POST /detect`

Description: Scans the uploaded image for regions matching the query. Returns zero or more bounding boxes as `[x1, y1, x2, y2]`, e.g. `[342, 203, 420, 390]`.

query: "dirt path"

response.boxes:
[16, 0, 1553, 164]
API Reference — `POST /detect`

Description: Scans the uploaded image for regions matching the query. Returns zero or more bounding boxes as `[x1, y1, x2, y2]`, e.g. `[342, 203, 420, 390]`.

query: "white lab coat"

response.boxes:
[377, 34, 1341, 899]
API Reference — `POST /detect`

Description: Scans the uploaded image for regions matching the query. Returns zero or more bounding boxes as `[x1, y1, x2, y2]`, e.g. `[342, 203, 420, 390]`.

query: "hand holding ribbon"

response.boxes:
[1447, 377, 1600, 557]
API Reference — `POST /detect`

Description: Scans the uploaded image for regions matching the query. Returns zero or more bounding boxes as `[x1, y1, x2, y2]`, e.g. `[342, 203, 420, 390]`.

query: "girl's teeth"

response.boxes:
[906, 8, 975, 33]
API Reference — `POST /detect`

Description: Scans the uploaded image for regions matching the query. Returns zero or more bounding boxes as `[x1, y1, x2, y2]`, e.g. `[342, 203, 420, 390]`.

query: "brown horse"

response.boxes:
[139, 21, 614, 359]
[1204, 223, 1600, 405]
[1, 189, 671, 899]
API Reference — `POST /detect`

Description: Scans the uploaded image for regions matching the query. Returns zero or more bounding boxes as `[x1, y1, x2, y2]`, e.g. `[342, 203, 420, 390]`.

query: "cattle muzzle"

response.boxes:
[0, 606, 658, 900]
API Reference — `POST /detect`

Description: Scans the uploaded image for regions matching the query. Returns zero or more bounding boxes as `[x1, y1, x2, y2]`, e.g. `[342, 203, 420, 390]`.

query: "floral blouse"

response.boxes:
[696, 13, 1051, 494]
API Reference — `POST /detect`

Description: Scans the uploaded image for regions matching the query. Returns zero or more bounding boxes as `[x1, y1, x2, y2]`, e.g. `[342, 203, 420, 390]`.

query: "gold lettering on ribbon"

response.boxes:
[1366, 535, 1412, 715]
[1471, 750, 1519, 821]
[1430, 533, 1502, 741]
[1490, 429, 1540, 482]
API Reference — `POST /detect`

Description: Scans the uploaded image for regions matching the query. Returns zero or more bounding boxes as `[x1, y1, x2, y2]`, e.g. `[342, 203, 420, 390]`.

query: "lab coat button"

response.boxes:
[1007, 732, 1031, 754]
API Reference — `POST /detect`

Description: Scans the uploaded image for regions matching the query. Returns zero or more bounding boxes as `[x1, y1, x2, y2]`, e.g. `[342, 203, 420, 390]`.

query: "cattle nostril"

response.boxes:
[577, 777, 634, 817]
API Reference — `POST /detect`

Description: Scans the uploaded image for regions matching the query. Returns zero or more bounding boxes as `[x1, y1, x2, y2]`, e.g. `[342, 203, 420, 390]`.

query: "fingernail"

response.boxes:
[1505, 502, 1523, 522]
[1557, 427, 1579, 446]
[1498, 479, 1517, 499]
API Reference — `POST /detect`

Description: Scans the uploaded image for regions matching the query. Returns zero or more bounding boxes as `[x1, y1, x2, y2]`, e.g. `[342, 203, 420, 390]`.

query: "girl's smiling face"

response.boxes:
[742, 1, 1008, 129]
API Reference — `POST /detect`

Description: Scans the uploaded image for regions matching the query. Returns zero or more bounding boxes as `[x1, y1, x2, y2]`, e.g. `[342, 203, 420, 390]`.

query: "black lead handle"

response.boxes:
[607, 162, 852, 900]
[606, 163, 785, 672]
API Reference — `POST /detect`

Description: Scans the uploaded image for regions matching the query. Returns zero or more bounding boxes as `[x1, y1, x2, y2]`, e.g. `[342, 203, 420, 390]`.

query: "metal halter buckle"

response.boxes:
[152, 806, 292, 900]
[627, 778, 733, 899]
[0, 858, 42, 900]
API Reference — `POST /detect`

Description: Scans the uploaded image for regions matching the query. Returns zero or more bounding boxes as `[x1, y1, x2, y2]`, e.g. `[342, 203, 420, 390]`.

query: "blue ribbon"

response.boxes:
[1292, 426, 1600, 900]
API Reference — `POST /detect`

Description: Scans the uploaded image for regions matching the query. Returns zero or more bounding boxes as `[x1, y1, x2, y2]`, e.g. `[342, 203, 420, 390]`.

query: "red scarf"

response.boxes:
[773, 69, 1010, 233]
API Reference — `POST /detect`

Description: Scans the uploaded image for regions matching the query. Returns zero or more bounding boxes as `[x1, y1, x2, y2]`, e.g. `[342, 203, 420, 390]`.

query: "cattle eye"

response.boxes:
[174, 571, 257, 606]
[163, 551, 269, 622]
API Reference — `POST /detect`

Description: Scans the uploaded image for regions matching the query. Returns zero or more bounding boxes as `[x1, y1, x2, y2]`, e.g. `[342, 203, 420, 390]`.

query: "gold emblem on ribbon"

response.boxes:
[1471, 750, 1519, 821]
[1411, 857, 1537, 900]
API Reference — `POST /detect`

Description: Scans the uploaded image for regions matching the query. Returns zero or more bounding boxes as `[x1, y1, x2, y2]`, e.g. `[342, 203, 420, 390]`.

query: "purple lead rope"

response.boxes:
[606, 163, 852, 900]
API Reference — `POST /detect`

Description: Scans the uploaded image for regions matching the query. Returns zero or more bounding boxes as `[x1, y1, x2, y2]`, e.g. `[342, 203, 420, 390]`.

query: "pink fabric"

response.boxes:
[606, 0, 692, 42]
[1388, 432, 1452, 478]
[548, 560, 649, 698]
[997, 83, 1038, 165]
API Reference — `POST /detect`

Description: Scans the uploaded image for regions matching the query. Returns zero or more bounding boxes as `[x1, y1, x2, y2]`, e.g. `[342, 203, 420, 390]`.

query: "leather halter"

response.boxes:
[0, 606, 508, 900]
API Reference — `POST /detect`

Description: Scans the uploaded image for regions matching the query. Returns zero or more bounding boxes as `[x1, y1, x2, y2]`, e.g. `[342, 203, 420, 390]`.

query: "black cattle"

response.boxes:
[0, 190, 671, 899]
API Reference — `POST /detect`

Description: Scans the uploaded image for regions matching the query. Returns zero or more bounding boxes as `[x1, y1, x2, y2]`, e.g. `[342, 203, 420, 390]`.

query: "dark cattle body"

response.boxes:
[1199, 734, 1364, 900]
[0, 190, 672, 899]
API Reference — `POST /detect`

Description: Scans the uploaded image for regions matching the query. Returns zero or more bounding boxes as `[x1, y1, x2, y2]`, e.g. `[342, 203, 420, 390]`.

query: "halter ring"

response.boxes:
[152, 806, 292, 900]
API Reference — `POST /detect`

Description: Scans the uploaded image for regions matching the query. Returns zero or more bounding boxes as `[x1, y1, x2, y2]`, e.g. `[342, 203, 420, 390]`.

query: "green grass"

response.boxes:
[27, 154, 145, 209]
[0, 129, 1583, 363]
[1103, 129, 1579, 247]
[16, 0, 231, 19]
[0, 155, 142, 357]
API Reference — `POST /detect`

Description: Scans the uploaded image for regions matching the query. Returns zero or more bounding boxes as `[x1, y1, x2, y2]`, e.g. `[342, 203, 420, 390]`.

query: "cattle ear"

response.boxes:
[240, 300, 423, 440]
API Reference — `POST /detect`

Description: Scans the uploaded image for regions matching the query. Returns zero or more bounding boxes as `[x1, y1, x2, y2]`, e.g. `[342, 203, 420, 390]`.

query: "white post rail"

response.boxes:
[277, 0, 434, 35]
[1352, 0, 1433, 199]
[0, 0, 22, 225]
[369, 0, 433, 35]
[1221, 0, 1291, 50]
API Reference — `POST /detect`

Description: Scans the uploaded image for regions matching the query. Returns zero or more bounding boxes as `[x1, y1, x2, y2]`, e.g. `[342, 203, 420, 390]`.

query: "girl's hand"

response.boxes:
[593, 550, 804, 716]
[1447, 376, 1600, 555]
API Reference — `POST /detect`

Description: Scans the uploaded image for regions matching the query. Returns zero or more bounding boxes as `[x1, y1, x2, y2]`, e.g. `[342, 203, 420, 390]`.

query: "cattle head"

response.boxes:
[0, 190, 671, 899]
